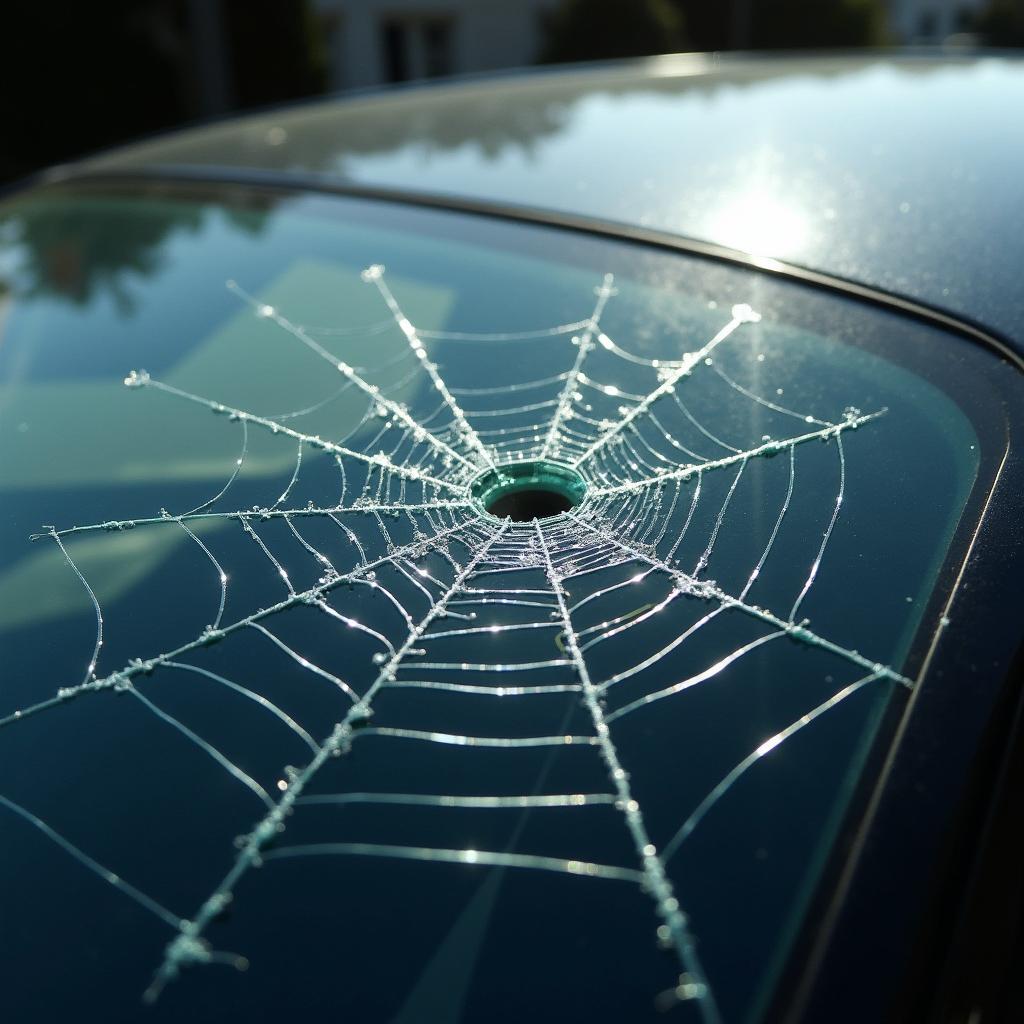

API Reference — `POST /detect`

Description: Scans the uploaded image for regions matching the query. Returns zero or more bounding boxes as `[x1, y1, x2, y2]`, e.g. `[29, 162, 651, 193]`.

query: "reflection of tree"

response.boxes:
[87, 92, 520, 180]
[336, 90, 569, 163]
[3, 189, 268, 313]
[94, 83, 572, 174]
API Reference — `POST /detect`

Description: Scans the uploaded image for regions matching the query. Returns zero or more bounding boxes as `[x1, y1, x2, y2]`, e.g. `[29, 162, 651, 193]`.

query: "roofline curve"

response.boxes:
[35, 162, 1024, 371]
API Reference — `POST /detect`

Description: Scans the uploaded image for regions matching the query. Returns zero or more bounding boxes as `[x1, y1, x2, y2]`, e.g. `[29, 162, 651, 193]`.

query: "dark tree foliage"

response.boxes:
[539, 0, 688, 64]
[0, 1, 188, 184]
[671, 0, 887, 50]
[674, 4, 733, 51]
[0, 1, 325, 186]
[743, 0, 886, 49]
[224, 0, 326, 109]
[3, 193, 269, 310]
[969, 0, 1024, 46]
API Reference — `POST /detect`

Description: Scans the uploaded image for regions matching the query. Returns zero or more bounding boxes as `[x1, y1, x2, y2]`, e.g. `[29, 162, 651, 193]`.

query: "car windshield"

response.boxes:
[0, 181, 1012, 1023]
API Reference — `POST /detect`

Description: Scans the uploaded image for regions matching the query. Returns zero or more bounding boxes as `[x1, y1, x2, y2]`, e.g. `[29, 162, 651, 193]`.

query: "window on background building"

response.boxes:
[383, 19, 409, 82]
[423, 18, 454, 79]
[382, 15, 455, 84]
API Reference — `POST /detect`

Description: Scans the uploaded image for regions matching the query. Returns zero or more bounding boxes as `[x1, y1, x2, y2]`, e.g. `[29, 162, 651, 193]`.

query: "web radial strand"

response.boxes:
[227, 278, 479, 475]
[146, 520, 508, 1001]
[572, 303, 761, 470]
[361, 264, 497, 470]
[539, 273, 616, 460]
[534, 521, 722, 1023]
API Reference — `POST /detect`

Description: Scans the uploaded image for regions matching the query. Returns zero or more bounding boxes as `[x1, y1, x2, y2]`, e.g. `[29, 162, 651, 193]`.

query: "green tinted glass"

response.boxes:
[0, 183, 1004, 1024]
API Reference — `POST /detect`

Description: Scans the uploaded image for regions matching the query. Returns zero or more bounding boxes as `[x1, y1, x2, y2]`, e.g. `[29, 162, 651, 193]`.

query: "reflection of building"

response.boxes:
[885, 0, 986, 43]
[314, 0, 559, 90]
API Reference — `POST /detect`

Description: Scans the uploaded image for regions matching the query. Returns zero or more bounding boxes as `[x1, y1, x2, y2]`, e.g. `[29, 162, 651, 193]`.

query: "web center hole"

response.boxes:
[470, 461, 587, 523]
[486, 488, 574, 522]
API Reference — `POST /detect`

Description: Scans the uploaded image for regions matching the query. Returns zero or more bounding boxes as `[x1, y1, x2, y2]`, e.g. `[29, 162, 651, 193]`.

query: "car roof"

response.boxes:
[75, 52, 1024, 348]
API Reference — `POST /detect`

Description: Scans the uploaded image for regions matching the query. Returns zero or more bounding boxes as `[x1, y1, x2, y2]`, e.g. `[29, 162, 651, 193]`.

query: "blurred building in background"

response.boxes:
[314, 0, 559, 90]
[308, 0, 999, 92]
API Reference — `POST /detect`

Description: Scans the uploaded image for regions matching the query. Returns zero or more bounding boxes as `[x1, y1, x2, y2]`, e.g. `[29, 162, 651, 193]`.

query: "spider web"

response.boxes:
[0, 261, 911, 1024]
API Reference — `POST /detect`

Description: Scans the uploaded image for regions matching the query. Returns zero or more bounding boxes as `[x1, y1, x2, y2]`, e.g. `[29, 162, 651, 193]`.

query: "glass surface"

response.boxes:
[0, 183, 1011, 1024]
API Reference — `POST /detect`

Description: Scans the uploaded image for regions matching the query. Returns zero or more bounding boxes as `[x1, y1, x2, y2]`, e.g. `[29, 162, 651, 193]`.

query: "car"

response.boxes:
[1, 52, 1022, 1024]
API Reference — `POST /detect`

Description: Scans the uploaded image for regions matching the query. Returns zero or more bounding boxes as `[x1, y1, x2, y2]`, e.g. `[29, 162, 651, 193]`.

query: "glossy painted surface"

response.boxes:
[80, 54, 1024, 346]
